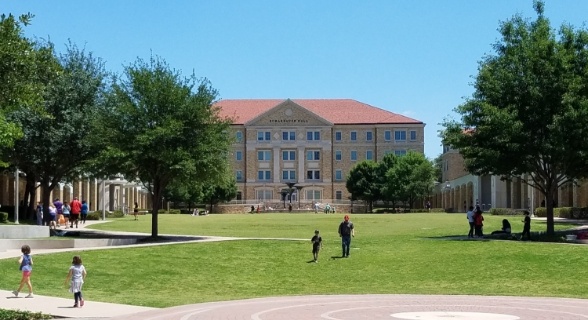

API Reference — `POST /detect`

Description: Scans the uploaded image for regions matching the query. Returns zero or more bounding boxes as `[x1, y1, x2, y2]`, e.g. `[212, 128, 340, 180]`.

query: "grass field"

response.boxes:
[0, 213, 587, 308]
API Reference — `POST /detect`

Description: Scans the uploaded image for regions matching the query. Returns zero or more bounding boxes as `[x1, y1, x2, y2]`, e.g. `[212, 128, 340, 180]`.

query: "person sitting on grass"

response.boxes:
[491, 219, 512, 235]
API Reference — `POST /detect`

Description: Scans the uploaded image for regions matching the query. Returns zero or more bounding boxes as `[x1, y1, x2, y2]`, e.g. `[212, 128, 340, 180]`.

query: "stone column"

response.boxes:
[108, 184, 115, 211]
[491, 176, 507, 209]
[89, 179, 98, 211]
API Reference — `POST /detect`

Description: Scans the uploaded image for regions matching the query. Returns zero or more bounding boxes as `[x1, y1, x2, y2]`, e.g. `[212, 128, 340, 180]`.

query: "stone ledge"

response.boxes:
[0, 238, 138, 252]
[0, 225, 49, 239]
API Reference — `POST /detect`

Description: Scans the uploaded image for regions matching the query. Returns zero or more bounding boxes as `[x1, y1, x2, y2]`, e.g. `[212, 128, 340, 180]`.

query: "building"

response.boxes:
[215, 98, 425, 209]
[431, 143, 588, 213]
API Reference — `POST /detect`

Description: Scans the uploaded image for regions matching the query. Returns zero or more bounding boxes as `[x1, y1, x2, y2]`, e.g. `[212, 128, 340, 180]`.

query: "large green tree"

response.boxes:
[100, 56, 232, 237]
[387, 152, 435, 209]
[4, 44, 107, 218]
[346, 161, 380, 212]
[443, 1, 588, 235]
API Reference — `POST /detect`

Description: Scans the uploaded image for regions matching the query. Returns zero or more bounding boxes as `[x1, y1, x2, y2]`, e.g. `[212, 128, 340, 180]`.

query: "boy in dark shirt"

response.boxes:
[521, 211, 531, 240]
[311, 230, 322, 263]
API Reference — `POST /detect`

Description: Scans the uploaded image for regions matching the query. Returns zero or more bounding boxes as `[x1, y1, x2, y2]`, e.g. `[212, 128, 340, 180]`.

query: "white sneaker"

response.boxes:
[12, 290, 18, 297]
[25, 293, 33, 298]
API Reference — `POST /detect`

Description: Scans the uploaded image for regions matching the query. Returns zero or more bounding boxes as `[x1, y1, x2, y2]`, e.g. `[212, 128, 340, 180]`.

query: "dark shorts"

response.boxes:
[312, 246, 320, 254]
[70, 213, 79, 221]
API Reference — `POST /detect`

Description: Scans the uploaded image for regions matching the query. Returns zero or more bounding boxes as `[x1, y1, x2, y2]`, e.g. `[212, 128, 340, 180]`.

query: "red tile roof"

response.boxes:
[215, 99, 422, 125]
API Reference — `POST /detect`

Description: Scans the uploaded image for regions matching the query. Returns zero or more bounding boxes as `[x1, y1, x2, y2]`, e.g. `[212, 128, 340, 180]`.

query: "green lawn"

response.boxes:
[0, 213, 586, 308]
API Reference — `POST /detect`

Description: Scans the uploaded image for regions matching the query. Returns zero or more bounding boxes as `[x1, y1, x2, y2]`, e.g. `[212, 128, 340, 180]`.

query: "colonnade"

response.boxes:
[0, 174, 151, 211]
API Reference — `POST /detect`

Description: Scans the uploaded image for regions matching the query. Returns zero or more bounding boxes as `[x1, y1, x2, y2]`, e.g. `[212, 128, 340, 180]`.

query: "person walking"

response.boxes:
[70, 197, 82, 228]
[64, 255, 87, 308]
[338, 214, 355, 258]
[35, 202, 43, 226]
[13, 244, 34, 298]
[521, 211, 531, 240]
[62, 203, 71, 229]
[466, 206, 475, 238]
[133, 202, 139, 220]
[53, 198, 64, 228]
[311, 229, 323, 263]
[80, 200, 89, 224]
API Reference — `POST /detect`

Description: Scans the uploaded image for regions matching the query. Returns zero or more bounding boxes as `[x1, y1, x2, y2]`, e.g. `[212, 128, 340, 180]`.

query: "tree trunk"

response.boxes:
[41, 181, 55, 226]
[25, 177, 37, 220]
[544, 185, 555, 235]
[151, 182, 162, 238]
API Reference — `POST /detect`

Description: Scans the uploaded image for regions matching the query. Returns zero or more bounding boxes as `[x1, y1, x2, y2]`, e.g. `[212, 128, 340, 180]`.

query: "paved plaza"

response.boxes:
[108, 294, 588, 320]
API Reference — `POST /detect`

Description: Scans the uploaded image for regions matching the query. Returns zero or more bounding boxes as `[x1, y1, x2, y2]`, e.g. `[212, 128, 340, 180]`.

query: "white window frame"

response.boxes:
[384, 130, 391, 141]
[257, 170, 271, 181]
[235, 151, 242, 161]
[335, 170, 343, 181]
[366, 131, 373, 141]
[350, 131, 357, 141]
[335, 131, 342, 141]
[236, 170, 243, 181]
[350, 150, 358, 161]
[410, 130, 417, 141]
[282, 150, 296, 161]
[282, 131, 296, 141]
[335, 191, 343, 200]
[235, 131, 243, 142]
[335, 150, 342, 161]
[257, 131, 271, 141]
[306, 150, 320, 161]
[366, 150, 373, 161]
[395, 130, 407, 141]
[306, 190, 322, 201]
[395, 149, 407, 156]
[306, 170, 321, 180]
[307, 131, 321, 141]
[257, 150, 271, 161]
[282, 170, 296, 181]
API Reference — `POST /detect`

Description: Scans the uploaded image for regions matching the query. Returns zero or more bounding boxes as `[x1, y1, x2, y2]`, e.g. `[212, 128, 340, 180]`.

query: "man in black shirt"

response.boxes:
[338, 215, 355, 257]
[311, 230, 322, 262]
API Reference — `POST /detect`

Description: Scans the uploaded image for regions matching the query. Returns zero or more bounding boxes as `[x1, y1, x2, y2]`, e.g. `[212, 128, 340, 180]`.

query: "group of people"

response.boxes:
[310, 214, 355, 263]
[37, 197, 89, 229]
[12, 244, 87, 308]
[466, 205, 531, 240]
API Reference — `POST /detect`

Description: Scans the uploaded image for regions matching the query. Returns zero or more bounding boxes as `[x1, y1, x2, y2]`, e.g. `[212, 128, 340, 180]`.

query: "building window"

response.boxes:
[395, 149, 407, 156]
[256, 190, 273, 201]
[235, 131, 243, 142]
[257, 131, 271, 141]
[307, 131, 320, 141]
[257, 150, 271, 161]
[306, 190, 321, 201]
[236, 170, 243, 181]
[282, 150, 296, 161]
[282, 131, 296, 141]
[335, 191, 342, 200]
[384, 150, 392, 155]
[235, 151, 242, 161]
[236, 191, 242, 201]
[385, 130, 391, 141]
[366, 150, 373, 160]
[257, 170, 271, 181]
[366, 131, 373, 141]
[335, 150, 342, 161]
[306, 150, 320, 161]
[395, 130, 406, 141]
[335, 131, 342, 141]
[306, 170, 320, 180]
[335, 170, 342, 180]
[410, 130, 417, 141]
[350, 150, 357, 161]
[282, 170, 296, 180]
[350, 131, 357, 141]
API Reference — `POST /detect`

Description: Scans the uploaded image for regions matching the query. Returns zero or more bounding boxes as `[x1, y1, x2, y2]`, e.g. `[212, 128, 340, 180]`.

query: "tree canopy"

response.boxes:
[99, 56, 232, 237]
[443, 0, 588, 234]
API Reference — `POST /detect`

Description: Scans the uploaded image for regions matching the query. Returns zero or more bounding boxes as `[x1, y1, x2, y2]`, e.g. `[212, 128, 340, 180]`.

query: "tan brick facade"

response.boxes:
[229, 100, 425, 206]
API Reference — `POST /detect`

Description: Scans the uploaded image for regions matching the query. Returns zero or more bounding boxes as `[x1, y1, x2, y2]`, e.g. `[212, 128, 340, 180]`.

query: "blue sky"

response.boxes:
[3, 1, 588, 159]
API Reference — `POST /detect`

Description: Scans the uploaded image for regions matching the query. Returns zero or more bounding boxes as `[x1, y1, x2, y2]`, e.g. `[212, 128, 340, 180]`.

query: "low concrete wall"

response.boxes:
[212, 204, 368, 214]
[0, 225, 50, 239]
[0, 238, 138, 251]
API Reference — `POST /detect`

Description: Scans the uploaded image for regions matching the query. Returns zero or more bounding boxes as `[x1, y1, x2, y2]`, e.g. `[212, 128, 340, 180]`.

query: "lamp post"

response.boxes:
[14, 168, 19, 224]
[295, 185, 303, 209]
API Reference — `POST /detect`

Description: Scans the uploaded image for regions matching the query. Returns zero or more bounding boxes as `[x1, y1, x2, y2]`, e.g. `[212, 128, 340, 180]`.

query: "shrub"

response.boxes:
[108, 210, 125, 218]
[0, 309, 52, 320]
[0, 212, 8, 223]
[489, 208, 527, 216]
[86, 212, 101, 220]
[534, 207, 546, 217]
[160, 209, 181, 214]
[554, 207, 573, 218]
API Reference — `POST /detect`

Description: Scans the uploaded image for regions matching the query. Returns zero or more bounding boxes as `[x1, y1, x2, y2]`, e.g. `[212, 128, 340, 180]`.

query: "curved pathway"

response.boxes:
[109, 294, 588, 320]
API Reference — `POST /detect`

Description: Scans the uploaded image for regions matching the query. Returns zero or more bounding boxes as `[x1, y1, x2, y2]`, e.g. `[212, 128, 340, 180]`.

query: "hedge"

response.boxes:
[0, 212, 8, 223]
[489, 208, 528, 216]
[0, 309, 51, 320]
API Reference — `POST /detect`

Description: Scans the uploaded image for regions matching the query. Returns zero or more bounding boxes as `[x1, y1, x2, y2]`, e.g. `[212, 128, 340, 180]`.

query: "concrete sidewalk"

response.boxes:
[1, 289, 156, 318]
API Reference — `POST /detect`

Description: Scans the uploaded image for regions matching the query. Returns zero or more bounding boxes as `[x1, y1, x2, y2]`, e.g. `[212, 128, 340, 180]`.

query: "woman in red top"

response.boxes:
[473, 207, 484, 238]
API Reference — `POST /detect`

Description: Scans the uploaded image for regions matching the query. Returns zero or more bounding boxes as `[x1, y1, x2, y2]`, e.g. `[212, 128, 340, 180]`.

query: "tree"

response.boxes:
[387, 152, 435, 208]
[0, 13, 46, 163]
[443, 0, 588, 235]
[346, 161, 380, 212]
[201, 177, 238, 212]
[377, 154, 401, 210]
[2, 43, 106, 219]
[100, 56, 232, 237]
